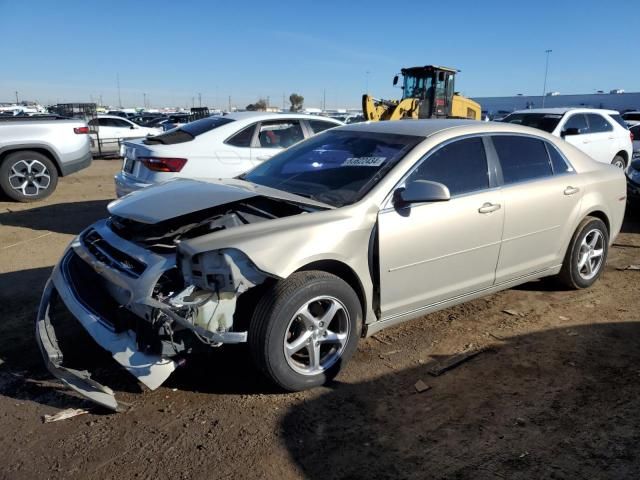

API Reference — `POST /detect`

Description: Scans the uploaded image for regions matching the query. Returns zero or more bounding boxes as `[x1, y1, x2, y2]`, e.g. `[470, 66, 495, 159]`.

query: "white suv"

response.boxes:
[502, 108, 633, 169]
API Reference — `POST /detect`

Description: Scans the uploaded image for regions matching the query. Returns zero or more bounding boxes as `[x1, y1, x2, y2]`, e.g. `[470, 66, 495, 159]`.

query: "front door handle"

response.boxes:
[564, 186, 580, 196]
[478, 202, 501, 214]
[256, 155, 272, 161]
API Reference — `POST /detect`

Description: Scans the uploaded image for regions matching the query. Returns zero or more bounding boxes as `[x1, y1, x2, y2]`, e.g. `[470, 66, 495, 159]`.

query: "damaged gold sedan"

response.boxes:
[36, 120, 626, 410]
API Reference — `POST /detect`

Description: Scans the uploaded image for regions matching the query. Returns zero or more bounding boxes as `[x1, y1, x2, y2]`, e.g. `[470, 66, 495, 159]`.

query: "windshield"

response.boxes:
[501, 112, 563, 133]
[242, 130, 424, 207]
[403, 74, 434, 99]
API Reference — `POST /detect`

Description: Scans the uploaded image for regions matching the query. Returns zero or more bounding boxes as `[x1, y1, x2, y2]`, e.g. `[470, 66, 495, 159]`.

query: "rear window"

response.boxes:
[501, 113, 562, 133]
[144, 116, 234, 145]
[622, 113, 640, 121]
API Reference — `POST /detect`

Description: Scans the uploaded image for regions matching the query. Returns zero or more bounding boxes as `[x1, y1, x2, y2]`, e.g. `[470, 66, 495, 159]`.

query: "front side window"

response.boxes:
[112, 118, 133, 128]
[586, 114, 612, 133]
[405, 137, 489, 196]
[563, 114, 589, 134]
[493, 135, 553, 184]
[242, 130, 423, 207]
[258, 121, 304, 148]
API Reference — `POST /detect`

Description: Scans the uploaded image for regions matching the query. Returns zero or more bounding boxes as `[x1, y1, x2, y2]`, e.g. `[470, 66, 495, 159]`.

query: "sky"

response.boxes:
[0, 0, 637, 109]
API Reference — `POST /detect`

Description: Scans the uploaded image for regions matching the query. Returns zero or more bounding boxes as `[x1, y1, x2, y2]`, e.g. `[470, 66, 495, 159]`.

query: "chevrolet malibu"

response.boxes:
[37, 120, 626, 410]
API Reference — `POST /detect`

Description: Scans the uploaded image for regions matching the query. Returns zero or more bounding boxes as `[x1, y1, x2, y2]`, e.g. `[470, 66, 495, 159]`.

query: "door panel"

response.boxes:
[491, 134, 584, 282]
[378, 190, 504, 318]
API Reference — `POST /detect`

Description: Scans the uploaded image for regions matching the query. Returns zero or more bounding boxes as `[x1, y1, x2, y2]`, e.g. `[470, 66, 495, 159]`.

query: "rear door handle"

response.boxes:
[478, 202, 501, 214]
[564, 186, 580, 195]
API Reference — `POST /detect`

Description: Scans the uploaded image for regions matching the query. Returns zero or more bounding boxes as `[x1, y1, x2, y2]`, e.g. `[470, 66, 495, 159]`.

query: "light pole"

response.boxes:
[198, 92, 202, 107]
[541, 49, 552, 107]
[143, 92, 147, 109]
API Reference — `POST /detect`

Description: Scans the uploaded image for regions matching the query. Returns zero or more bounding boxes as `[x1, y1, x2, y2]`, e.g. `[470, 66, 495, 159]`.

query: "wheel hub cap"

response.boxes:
[577, 228, 604, 281]
[8, 159, 51, 196]
[283, 295, 350, 376]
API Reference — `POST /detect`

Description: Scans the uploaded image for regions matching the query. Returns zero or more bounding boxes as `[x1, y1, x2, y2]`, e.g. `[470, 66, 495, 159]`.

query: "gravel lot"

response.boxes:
[1, 160, 640, 480]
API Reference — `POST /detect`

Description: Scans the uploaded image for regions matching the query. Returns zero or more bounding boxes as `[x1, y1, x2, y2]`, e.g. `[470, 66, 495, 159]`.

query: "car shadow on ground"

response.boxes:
[0, 199, 111, 235]
[280, 321, 640, 480]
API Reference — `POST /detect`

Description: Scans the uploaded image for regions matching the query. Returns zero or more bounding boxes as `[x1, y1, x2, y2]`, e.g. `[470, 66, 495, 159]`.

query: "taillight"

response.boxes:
[74, 126, 89, 134]
[140, 157, 187, 172]
[631, 131, 634, 142]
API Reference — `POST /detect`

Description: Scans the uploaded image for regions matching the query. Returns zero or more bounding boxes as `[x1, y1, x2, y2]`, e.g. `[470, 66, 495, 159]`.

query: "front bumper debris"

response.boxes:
[35, 263, 177, 411]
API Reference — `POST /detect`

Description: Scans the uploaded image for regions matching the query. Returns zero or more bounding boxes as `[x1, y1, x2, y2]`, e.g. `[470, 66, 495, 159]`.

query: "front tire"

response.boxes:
[249, 271, 362, 391]
[0, 151, 58, 202]
[611, 155, 626, 169]
[557, 216, 608, 289]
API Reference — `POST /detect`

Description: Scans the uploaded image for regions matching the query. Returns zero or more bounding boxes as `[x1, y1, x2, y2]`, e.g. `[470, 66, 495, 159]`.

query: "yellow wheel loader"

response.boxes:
[362, 65, 481, 121]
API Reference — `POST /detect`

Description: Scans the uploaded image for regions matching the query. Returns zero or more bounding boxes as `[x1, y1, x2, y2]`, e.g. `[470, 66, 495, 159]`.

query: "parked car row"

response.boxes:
[36, 119, 627, 410]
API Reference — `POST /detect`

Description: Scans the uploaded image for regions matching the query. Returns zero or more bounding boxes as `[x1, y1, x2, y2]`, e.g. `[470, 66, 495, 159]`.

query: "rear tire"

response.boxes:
[557, 216, 608, 289]
[611, 155, 626, 169]
[249, 271, 362, 391]
[0, 150, 58, 202]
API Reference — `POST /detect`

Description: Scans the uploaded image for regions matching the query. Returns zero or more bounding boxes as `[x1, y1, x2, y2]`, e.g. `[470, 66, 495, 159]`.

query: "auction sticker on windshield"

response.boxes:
[342, 157, 386, 167]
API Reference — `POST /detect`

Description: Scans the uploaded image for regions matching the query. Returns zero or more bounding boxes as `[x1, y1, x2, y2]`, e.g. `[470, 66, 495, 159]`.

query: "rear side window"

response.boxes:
[407, 137, 489, 196]
[546, 143, 574, 174]
[586, 114, 612, 133]
[226, 124, 256, 147]
[563, 114, 588, 134]
[309, 120, 338, 134]
[493, 135, 552, 184]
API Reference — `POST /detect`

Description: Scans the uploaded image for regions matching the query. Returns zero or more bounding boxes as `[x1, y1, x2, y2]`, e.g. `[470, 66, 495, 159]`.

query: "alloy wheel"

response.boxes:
[577, 228, 605, 280]
[283, 295, 350, 375]
[8, 159, 51, 197]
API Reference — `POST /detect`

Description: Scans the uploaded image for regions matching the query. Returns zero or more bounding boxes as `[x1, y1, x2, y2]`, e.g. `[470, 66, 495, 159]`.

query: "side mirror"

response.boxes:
[130, 125, 136, 129]
[561, 127, 580, 137]
[393, 75, 399, 86]
[395, 180, 450, 206]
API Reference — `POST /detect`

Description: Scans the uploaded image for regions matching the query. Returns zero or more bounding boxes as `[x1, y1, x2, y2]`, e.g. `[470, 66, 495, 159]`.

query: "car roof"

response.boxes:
[98, 114, 133, 120]
[224, 112, 342, 124]
[510, 107, 619, 115]
[338, 118, 566, 139]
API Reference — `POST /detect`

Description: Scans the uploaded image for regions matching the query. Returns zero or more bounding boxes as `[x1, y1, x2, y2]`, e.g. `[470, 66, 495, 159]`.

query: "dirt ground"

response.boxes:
[1, 160, 640, 480]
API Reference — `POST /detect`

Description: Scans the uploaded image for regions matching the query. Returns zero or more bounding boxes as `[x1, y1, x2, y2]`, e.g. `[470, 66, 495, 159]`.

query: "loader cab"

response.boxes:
[399, 65, 457, 119]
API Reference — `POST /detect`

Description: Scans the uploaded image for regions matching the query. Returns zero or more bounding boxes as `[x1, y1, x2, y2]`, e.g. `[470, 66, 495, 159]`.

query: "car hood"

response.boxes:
[108, 178, 332, 224]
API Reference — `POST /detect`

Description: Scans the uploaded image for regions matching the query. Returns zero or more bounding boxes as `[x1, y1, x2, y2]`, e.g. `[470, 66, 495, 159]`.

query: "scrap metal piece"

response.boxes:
[428, 346, 490, 377]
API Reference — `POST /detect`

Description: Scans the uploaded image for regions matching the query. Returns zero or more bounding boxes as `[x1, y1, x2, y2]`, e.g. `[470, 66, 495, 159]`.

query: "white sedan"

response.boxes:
[114, 112, 342, 197]
[89, 115, 162, 155]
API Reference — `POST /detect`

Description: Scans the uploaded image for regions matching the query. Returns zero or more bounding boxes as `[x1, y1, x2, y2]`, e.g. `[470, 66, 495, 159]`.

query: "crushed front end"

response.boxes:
[35, 197, 295, 410]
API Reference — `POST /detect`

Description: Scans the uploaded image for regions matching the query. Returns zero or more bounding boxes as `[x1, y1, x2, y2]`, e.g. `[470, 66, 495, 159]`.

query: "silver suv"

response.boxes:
[0, 116, 92, 201]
